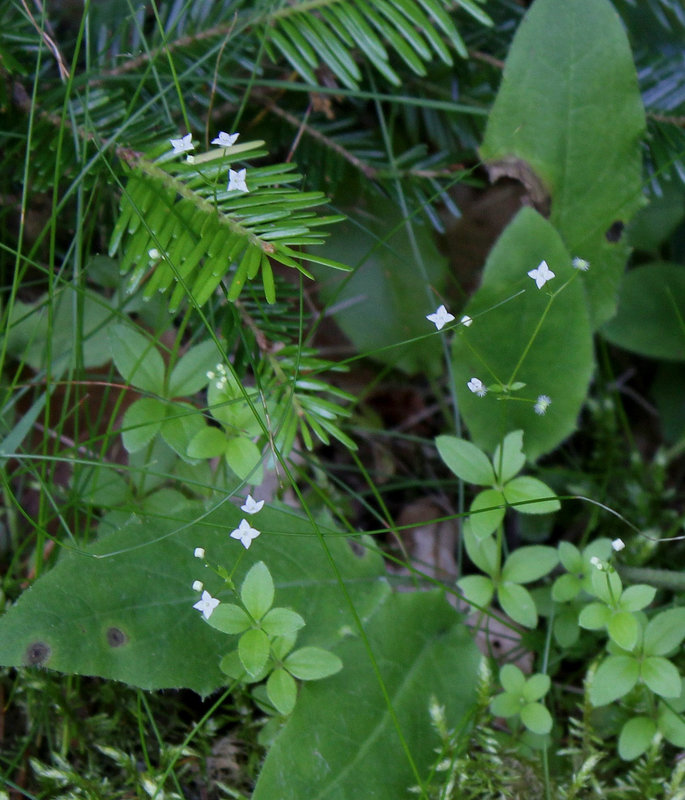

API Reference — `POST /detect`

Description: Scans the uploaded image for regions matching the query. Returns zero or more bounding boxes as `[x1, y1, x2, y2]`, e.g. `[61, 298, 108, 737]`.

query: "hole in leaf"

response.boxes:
[106, 627, 128, 647]
[605, 221, 624, 242]
[25, 641, 51, 666]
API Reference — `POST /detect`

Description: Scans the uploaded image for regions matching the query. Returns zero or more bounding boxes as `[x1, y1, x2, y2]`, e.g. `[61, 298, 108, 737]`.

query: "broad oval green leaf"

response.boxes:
[500, 663, 525, 693]
[492, 430, 525, 484]
[224, 436, 263, 483]
[463, 524, 498, 577]
[469, 489, 505, 540]
[239, 628, 270, 677]
[168, 340, 221, 397]
[110, 324, 165, 394]
[435, 435, 495, 486]
[608, 610, 639, 652]
[262, 608, 306, 638]
[602, 263, 685, 361]
[552, 573, 581, 603]
[644, 608, 685, 656]
[590, 655, 639, 706]
[253, 591, 481, 800]
[490, 692, 521, 719]
[578, 602, 611, 631]
[503, 476, 560, 515]
[457, 575, 494, 610]
[266, 667, 297, 716]
[501, 545, 558, 585]
[207, 603, 251, 635]
[619, 584, 656, 613]
[160, 402, 206, 461]
[520, 702, 552, 735]
[642, 656, 682, 699]
[659, 702, 685, 748]
[498, 582, 537, 628]
[284, 646, 343, 681]
[187, 425, 228, 459]
[523, 673, 551, 703]
[452, 209, 593, 460]
[618, 716, 656, 761]
[121, 398, 165, 453]
[480, 0, 645, 327]
[241, 562, 274, 621]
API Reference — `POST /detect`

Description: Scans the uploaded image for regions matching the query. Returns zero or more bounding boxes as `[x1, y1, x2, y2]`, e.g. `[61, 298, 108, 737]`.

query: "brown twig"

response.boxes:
[21, 0, 70, 81]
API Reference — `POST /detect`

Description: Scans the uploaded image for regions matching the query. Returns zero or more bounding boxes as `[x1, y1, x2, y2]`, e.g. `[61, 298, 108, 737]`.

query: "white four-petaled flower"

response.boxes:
[194, 547, 205, 559]
[460, 315, 473, 328]
[534, 395, 551, 415]
[467, 377, 487, 397]
[228, 168, 248, 193]
[212, 131, 239, 147]
[241, 494, 264, 514]
[230, 518, 261, 549]
[193, 590, 220, 620]
[527, 260, 555, 289]
[170, 133, 194, 155]
[426, 305, 455, 331]
[612, 538, 625, 552]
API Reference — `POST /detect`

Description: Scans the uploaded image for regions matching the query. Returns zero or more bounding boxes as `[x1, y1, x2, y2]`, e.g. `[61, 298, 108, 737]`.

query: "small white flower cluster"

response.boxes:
[534, 395, 552, 415]
[169, 131, 249, 193]
[192, 494, 266, 619]
[206, 362, 229, 391]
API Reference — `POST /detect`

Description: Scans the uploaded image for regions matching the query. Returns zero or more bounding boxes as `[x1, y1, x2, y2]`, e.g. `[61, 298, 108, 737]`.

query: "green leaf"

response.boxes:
[479, 0, 645, 327]
[658, 702, 685, 748]
[121, 398, 165, 453]
[492, 430, 525, 484]
[252, 591, 481, 800]
[520, 702, 552, 735]
[557, 541, 582, 573]
[262, 608, 306, 638]
[160, 403, 206, 462]
[503, 476, 560, 514]
[578, 602, 611, 631]
[552, 573, 581, 603]
[284, 646, 343, 680]
[186, 426, 228, 459]
[619, 584, 656, 613]
[498, 583, 537, 628]
[469, 489, 505, 540]
[607, 610, 639, 652]
[224, 436, 263, 483]
[618, 716, 656, 761]
[168, 340, 220, 397]
[267, 667, 298, 716]
[239, 628, 270, 677]
[435, 435, 495, 486]
[644, 608, 685, 656]
[452, 209, 593, 460]
[641, 656, 682, 698]
[109, 325, 165, 394]
[490, 693, 521, 719]
[554, 607, 580, 648]
[602, 263, 685, 361]
[457, 575, 494, 609]
[501, 546, 558, 584]
[207, 604, 251, 635]
[463, 524, 498, 576]
[241, 562, 274, 621]
[590, 655, 640, 706]
[500, 663, 525, 693]
[523, 673, 551, 703]
[219, 649, 268, 684]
